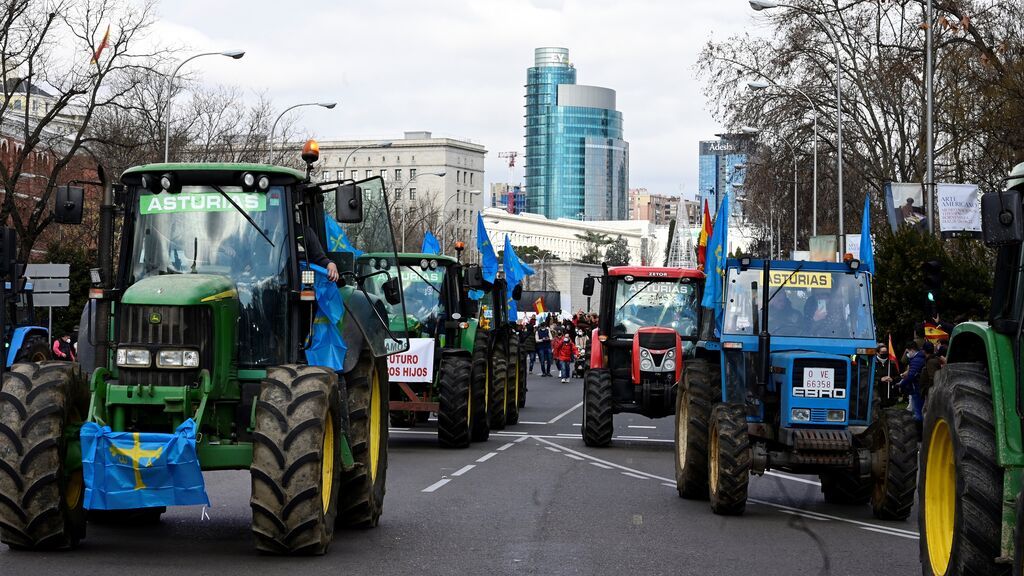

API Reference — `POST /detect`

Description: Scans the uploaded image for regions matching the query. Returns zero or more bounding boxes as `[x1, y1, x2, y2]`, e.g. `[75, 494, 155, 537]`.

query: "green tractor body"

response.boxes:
[0, 161, 406, 555]
[919, 163, 1024, 575]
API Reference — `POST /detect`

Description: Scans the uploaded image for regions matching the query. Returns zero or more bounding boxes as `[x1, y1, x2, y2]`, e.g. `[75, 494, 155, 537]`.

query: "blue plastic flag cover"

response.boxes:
[302, 262, 348, 371]
[81, 419, 209, 510]
[421, 230, 442, 255]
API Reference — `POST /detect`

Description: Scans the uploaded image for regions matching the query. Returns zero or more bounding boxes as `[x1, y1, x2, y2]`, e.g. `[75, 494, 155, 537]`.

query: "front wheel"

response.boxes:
[675, 359, 719, 499]
[870, 407, 918, 520]
[489, 339, 509, 430]
[919, 363, 1007, 576]
[582, 369, 613, 447]
[469, 336, 490, 442]
[708, 403, 750, 516]
[437, 355, 472, 449]
[337, 352, 389, 528]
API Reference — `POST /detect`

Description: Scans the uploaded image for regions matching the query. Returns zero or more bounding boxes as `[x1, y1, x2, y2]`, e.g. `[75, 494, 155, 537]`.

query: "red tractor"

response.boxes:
[581, 265, 704, 446]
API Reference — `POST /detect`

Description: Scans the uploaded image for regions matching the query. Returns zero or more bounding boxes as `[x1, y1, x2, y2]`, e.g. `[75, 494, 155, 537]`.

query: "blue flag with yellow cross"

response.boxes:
[324, 213, 364, 257]
[80, 419, 209, 510]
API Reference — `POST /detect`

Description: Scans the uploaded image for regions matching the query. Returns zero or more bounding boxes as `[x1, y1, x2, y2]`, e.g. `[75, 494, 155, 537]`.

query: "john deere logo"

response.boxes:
[149, 312, 161, 325]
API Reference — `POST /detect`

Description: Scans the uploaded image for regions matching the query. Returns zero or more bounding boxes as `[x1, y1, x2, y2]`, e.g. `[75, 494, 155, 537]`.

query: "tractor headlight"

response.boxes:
[157, 349, 200, 368]
[301, 269, 315, 286]
[664, 359, 676, 371]
[665, 348, 676, 360]
[640, 359, 654, 371]
[116, 348, 151, 367]
[827, 409, 846, 422]
[640, 348, 652, 359]
[791, 408, 811, 422]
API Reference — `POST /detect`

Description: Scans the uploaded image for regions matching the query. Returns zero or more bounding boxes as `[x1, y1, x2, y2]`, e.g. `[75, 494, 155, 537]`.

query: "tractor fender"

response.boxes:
[341, 314, 368, 374]
[590, 327, 604, 369]
[7, 325, 47, 366]
[341, 290, 392, 374]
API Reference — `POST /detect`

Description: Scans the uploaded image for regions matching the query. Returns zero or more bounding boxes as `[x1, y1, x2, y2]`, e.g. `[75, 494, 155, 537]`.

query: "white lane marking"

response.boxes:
[748, 499, 920, 537]
[661, 482, 675, 488]
[422, 479, 451, 492]
[514, 435, 530, 443]
[504, 431, 528, 436]
[518, 421, 548, 425]
[616, 435, 650, 440]
[590, 462, 613, 470]
[621, 472, 648, 480]
[572, 423, 582, 427]
[530, 435, 920, 539]
[779, 509, 830, 522]
[500, 431, 674, 443]
[564, 454, 585, 461]
[860, 526, 920, 540]
[390, 427, 410, 431]
[766, 471, 821, 487]
[628, 425, 657, 429]
[496, 442, 515, 451]
[451, 465, 475, 477]
[476, 452, 499, 462]
[544, 446, 562, 453]
[557, 433, 577, 437]
[547, 401, 584, 424]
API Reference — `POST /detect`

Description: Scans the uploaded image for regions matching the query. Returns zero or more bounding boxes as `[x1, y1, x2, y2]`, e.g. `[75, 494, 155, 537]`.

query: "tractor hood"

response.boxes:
[121, 274, 237, 306]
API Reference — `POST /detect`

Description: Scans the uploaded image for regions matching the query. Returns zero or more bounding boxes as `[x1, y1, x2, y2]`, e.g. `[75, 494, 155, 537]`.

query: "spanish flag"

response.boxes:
[696, 199, 712, 270]
[888, 333, 900, 374]
[91, 24, 111, 64]
[534, 296, 545, 314]
[923, 321, 949, 345]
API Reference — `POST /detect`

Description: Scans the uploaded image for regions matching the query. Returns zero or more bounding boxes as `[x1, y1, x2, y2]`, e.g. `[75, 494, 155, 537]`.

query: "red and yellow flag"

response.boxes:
[696, 199, 712, 270]
[91, 25, 111, 64]
[923, 321, 949, 345]
[888, 333, 900, 374]
[534, 296, 546, 314]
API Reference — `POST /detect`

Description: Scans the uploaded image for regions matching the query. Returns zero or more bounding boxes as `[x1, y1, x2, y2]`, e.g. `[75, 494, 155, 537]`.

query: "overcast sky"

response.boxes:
[151, 0, 765, 199]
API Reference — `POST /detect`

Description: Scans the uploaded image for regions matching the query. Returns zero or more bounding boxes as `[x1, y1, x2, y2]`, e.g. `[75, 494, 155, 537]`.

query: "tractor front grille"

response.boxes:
[637, 331, 676, 351]
[117, 304, 213, 388]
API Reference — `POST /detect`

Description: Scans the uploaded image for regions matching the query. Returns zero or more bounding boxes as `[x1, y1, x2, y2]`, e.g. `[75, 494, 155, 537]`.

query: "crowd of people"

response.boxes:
[517, 311, 598, 384]
[875, 313, 953, 436]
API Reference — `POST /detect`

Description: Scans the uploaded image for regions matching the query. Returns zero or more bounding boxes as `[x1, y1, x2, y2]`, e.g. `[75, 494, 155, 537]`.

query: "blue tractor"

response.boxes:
[674, 257, 918, 519]
[3, 278, 51, 366]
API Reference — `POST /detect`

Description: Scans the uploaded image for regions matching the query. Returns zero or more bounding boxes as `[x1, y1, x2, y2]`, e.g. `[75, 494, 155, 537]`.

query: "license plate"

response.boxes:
[803, 368, 835, 390]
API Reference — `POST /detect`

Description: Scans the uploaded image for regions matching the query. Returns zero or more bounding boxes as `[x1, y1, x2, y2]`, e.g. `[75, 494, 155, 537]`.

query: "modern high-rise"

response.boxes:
[698, 136, 751, 221]
[525, 47, 628, 221]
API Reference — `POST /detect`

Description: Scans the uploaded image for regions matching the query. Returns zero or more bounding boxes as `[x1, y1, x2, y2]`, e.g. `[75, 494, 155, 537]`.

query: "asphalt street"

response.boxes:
[0, 371, 920, 576]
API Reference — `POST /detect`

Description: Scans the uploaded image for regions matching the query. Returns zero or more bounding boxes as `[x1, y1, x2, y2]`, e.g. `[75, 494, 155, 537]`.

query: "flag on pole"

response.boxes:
[860, 195, 874, 274]
[534, 296, 546, 314]
[696, 199, 712, 270]
[888, 333, 900, 374]
[324, 214, 364, 257]
[91, 25, 111, 64]
[477, 213, 498, 283]
[701, 194, 730, 328]
[421, 230, 441, 255]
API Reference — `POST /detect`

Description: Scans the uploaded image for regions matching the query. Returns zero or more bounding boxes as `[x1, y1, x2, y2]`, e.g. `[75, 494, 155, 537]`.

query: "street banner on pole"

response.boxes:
[936, 183, 981, 239]
[884, 182, 928, 232]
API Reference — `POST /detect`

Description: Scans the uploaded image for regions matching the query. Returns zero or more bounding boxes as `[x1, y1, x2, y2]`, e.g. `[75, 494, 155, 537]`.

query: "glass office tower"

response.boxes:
[698, 138, 748, 222]
[525, 47, 628, 220]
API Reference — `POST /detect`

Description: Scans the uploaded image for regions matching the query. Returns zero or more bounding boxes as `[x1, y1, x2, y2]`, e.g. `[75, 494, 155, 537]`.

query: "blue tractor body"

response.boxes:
[3, 280, 50, 366]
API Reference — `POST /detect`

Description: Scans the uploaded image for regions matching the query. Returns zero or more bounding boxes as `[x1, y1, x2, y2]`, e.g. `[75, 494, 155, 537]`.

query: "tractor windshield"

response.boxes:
[364, 263, 445, 335]
[610, 277, 699, 339]
[723, 268, 875, 340]
[129, 186, 291, 366]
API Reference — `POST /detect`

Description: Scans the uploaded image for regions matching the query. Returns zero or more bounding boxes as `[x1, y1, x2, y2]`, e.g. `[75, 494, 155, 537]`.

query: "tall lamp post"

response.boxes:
[163, 50, 245, 162]
[267, 102, 336, 163]
[746, 80, 819, 237]
[750, 0, 845, 245]
[442, 188, 480, 252]
[341, 142, 393, 176]
[394, 171, 445, 251]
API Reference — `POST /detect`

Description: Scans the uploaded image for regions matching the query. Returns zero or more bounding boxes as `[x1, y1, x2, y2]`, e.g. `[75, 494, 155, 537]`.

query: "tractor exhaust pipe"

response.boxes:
[759, 259, 772, 394]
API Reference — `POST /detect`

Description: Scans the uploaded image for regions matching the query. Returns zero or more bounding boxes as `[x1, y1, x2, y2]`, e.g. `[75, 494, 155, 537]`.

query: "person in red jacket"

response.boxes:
[52, 334, 75, 361]
[552, 329, 579, 383]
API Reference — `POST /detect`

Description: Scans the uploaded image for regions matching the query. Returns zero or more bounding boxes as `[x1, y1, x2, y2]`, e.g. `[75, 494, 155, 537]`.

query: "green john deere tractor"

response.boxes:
[359, 250, 492, 447]
[0, 145, 407, 555]
[919, 163, 1024, 575]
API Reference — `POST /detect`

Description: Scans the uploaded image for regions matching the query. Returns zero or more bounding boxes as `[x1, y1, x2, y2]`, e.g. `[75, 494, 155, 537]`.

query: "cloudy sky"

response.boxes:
[150, 0, 766, 199]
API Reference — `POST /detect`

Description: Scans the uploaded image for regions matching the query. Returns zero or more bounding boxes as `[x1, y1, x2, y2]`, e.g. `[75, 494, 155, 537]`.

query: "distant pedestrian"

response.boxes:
[52, 334, 75, 361]
[535, 323, 553, 377]
[523, 319, 537, 374]
[875, 343, 897, 408]
[896, 340, 926, 428]
[552, 331, 579, 383]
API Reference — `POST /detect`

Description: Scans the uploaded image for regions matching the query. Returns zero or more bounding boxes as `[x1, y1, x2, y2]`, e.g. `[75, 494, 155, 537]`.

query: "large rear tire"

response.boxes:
[469, 336, 490, 442]
[0, 362, 88, 550]
[337, 352, 389, 528]
[437, 355, 472, 449]
[582, 369, 613, 447]
[250, 365, 340, 555]
[708, 403, 750, 516]
[488, 338, 508, 430]
[505, 338, 521, 425]
[920, 363, 1008, 576]
[675, 359, 720, 499]
[871, 407, 918, 520]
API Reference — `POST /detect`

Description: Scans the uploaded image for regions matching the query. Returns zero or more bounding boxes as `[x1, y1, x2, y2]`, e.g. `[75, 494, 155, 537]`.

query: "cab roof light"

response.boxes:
[301, 139, 320, 164]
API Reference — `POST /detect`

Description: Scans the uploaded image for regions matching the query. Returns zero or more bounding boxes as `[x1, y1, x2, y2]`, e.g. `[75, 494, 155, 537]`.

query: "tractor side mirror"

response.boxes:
[512, 284, 522, 301]
[464, 264, 485, 290]
[582, 276, 595, 296]
[981, 189, 1023, 247]
[54, 185, 84, 225]
[335, 183, 363, 223]
[382, 276, 401, 306]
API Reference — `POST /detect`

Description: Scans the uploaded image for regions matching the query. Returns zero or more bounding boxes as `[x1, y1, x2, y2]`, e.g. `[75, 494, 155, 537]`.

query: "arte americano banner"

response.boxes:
[936, 183, 981, 238]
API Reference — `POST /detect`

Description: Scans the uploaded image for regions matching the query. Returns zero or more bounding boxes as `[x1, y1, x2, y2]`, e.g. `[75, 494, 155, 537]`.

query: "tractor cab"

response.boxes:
[582, 265, 704, 446]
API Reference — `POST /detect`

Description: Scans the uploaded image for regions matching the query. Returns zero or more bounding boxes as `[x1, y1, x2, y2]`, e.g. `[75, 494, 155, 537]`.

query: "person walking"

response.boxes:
[52, 334, 75, 361]
[523, 318, 538, 374]
[535, 322, 553, 377]
[875, 342, 897, 408]
[895, 340, 926, 434]
[552, 330, 579, 383]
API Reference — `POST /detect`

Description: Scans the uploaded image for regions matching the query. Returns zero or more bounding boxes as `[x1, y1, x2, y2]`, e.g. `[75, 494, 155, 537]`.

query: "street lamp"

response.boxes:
[747, 79, 819, 237]
[750, 0, 845, 244]
[163, 50, 245, 162]
[267, 102, 337, 164]
[341, 142, 393, 175]
[394, 171, 445, 251]
[442, 188, 480, 252]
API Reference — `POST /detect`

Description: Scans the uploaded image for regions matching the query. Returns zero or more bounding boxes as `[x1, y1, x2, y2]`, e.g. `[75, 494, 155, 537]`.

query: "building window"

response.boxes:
[380, 169, 387, 180]
[336, 170, 345, 180]
[470, 173, 474, 186]
[395, 189, 401, 201]
[456, 171, 462, 184]
[321, 171, 330, 182]
[409, 188, 416, 200]
[410, 168, 417, 179]
[351, 170, 358, 181]
[365, 170, 372, 179]
[395, 168, 402, 182]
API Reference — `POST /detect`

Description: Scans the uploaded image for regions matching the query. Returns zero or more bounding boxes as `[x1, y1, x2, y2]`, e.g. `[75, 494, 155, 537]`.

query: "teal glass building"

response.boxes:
[525, 47, 628, 221]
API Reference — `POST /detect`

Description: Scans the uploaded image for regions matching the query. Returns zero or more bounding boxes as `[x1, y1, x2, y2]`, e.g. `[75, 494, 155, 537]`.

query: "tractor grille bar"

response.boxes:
[117, 304, 213, 388]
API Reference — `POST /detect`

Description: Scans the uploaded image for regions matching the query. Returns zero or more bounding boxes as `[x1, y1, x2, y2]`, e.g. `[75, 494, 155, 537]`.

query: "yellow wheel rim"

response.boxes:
[676, 393, 688, 467]
[321, 412, 335, 514]
[709, 422, 720, 495]
[65, 470, 83, 509]
[925, 418, 955, 574]
[368, 365, 381, 481]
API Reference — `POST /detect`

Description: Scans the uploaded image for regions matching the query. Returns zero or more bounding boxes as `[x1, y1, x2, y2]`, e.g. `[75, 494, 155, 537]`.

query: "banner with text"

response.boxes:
[386, 337, 435, 383]
[937, 183, 981, 238]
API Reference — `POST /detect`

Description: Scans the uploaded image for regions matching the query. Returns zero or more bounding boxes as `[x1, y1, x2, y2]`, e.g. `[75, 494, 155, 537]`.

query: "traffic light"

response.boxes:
[922, 260, 943, 304]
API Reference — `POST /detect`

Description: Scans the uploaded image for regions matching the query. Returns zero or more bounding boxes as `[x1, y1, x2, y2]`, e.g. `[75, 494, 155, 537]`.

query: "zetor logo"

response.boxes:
[647, 272, 669, 277]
